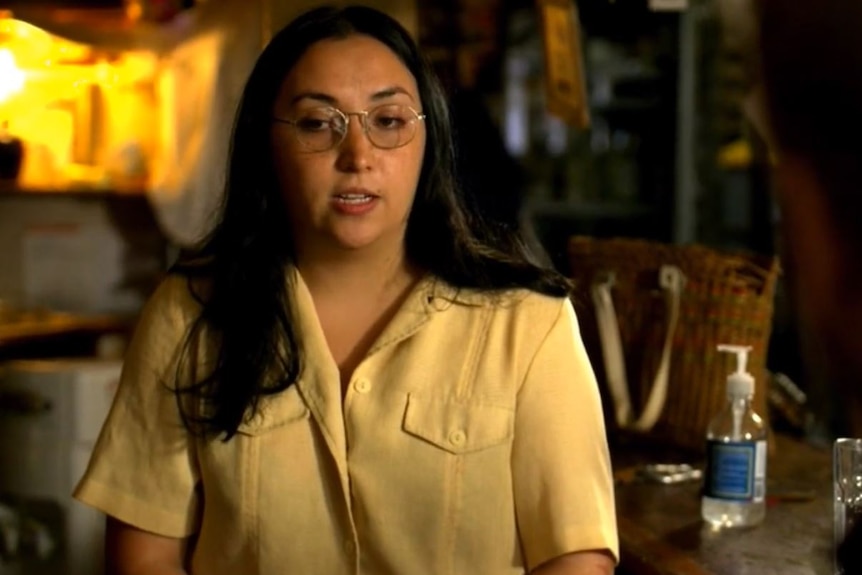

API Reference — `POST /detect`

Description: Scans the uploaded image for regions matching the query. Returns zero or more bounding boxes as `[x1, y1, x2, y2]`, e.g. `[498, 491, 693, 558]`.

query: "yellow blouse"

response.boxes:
[74, 270, 618, 574]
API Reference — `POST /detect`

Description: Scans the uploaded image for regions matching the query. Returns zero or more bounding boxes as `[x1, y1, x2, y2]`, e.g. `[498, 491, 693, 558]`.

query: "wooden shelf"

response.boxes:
[0, 312, 133, 348]
[0, 183, 149, 198]
[526, 199, 657, 220]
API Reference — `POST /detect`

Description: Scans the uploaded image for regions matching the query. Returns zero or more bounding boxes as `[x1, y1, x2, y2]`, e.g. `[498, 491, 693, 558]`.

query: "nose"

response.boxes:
[335, 114, 373, 172]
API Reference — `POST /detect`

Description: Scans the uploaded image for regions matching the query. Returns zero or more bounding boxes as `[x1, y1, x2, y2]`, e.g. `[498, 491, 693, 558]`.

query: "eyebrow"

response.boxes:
[290, 86, 415, 106]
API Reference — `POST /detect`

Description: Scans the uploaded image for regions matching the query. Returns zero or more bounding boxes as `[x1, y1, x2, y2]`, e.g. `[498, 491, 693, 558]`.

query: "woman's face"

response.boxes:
[271, 34, 426, 258]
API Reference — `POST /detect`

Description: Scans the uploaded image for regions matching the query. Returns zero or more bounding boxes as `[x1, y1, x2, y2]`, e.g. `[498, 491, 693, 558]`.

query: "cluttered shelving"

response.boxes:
[418, 0, 682, 268]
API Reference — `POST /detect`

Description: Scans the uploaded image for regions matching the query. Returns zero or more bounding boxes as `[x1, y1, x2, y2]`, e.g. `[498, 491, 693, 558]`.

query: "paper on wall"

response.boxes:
[536, 0, 590, 129]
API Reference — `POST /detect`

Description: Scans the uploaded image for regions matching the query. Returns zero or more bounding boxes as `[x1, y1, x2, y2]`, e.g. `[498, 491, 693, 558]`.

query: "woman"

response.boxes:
[75, 6, 618, 575]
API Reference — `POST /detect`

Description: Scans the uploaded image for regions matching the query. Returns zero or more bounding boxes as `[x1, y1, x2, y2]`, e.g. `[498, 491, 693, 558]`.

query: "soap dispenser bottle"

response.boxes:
[701, 344, 768, 528]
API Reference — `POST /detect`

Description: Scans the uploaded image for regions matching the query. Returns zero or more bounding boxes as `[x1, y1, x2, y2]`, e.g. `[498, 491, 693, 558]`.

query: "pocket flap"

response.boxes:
[237, 385, 309, 436]
[402, 394, 514, 454]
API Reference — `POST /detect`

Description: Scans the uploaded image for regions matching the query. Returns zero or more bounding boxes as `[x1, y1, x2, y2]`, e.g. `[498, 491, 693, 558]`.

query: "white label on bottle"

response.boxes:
[753, 439, 767, 503]
[705, 440, 765, 501]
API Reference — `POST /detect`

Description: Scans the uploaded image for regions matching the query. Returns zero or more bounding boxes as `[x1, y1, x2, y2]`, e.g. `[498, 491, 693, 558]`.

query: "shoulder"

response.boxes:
[117, 272, 215, 391]
[494, 289, 573, 337]
[435, 281, 573, 337]
[148, 272, 204, 316]
[133, 272, 207, 345]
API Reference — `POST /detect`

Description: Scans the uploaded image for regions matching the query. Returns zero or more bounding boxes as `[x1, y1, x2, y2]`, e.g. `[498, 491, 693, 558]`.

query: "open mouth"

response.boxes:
[333, 193, 375, 204]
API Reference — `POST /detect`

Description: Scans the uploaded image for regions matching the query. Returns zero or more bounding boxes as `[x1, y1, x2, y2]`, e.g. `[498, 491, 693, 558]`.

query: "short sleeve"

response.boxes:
[512, 298, 619, 570]
[73, 276, 201, 538]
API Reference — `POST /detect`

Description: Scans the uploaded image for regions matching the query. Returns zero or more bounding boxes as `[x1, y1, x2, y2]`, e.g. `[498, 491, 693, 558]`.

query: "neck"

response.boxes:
[295, 241, 419, 302]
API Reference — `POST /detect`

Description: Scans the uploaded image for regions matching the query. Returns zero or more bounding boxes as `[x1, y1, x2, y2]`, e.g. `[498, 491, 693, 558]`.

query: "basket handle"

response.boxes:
[590, 265, 686, 432]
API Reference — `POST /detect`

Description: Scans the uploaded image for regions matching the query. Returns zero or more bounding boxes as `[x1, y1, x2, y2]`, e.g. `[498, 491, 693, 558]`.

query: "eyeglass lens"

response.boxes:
[291, 104, 421, 151]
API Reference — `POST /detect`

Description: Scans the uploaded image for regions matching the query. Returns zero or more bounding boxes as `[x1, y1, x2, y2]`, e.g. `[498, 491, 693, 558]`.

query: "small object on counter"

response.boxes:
[0, 121, 22, 181]
[640, 463, 703, 485]
[702, 344, 769, 528]
[614, 463, 703, 485]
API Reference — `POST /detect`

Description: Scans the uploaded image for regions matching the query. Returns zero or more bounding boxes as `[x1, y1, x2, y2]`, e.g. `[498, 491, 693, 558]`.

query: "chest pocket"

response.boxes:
[402, 393, 514, 454]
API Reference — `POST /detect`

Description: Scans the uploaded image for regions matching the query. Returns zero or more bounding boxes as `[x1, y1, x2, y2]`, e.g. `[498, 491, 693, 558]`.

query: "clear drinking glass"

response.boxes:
[834, 437, 862, 575]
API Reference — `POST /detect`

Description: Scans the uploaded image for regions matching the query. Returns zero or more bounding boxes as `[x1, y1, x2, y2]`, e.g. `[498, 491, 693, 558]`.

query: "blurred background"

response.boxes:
[0, 0, 828, 572]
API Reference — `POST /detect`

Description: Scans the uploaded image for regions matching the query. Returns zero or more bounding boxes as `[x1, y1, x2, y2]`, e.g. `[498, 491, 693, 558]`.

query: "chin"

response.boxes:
[327, 219, 406, 252]
[329, 230, 383, 251]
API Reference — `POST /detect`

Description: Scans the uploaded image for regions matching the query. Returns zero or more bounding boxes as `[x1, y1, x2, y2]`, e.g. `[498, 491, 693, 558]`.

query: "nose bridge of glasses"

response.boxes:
[339, 110, 370, 133]
[325, 111, 368, 154]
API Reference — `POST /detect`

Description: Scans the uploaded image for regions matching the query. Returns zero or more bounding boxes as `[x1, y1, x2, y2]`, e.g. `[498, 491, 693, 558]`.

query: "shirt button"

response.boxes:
[344, 539, 356, 555]
[353, 378, 372, 394]
[449, 429, 467, 447]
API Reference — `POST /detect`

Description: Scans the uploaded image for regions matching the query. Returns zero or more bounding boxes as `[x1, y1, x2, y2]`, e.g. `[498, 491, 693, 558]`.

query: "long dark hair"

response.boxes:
[173, 5, 571, 439]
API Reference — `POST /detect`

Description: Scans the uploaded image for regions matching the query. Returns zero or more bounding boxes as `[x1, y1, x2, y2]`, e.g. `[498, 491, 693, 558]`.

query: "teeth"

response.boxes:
[336, 194, 373, 204]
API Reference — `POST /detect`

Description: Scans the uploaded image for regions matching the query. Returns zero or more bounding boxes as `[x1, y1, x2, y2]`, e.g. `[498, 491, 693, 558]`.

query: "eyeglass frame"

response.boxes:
[271, 104, 427, 152]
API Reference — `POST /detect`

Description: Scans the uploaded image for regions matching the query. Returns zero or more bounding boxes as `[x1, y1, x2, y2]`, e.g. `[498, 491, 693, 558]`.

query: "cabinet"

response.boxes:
[418, 0, 681, 269]
[527, 1, 681, 268]
[0, 188, 167, 327]
[418, 0, 774, 270]
[676, 0, 774, 253]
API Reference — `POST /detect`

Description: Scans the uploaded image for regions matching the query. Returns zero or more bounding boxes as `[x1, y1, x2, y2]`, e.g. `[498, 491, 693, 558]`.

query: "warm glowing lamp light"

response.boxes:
[0, 48, 24, 103]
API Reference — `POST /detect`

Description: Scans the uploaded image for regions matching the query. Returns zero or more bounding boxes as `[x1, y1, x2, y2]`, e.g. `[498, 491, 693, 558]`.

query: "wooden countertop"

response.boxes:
[613, 434, 832, 575]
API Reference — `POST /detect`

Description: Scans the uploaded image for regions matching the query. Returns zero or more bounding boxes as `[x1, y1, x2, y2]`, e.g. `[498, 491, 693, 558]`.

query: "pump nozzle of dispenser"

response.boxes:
[717, 344, 754, 397]
[717, 344, 752, 378]
[717, 344, 755, 440]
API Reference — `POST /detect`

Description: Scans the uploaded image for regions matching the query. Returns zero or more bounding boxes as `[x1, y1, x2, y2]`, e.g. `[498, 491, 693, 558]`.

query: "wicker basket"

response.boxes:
[568, 236, 780, 453]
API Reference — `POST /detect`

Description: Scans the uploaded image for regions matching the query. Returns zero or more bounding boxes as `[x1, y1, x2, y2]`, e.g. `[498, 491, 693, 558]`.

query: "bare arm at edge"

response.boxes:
[531, 550, 616, 575]
[105, 516, 190, 575]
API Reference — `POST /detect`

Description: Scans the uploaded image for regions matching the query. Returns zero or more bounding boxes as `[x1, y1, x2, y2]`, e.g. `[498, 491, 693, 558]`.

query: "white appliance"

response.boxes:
[0, 358, 122, 575]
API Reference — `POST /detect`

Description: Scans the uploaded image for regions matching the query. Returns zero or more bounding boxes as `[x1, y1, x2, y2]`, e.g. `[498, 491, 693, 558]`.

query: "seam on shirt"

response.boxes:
[447, 309, 490, 573]
[444, 451, 464, 575]
[516, 298, 568, 398]
[243, 435, 261, 573]
[368, 312, 431, 356]
[456, 307, 493, 400]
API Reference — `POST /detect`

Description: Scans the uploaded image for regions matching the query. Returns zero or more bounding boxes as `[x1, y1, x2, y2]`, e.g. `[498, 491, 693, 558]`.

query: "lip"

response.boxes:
[332, 187, 378, 199]
[330, 187, 379, 216]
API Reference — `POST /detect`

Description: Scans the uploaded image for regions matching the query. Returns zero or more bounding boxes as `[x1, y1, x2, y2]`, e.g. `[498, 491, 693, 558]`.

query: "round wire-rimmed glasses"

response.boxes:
[273, 104, 426, 152]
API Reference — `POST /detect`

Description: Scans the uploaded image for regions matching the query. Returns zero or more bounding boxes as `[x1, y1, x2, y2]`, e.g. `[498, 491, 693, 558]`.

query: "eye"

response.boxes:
[370, 106, 411, 130]
[295, 118, 329, 132]
[293, 109, 338, 133]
